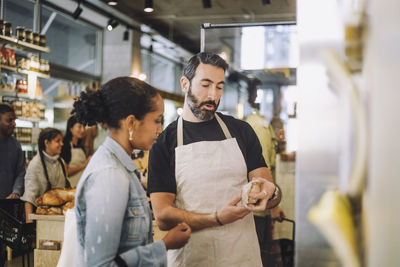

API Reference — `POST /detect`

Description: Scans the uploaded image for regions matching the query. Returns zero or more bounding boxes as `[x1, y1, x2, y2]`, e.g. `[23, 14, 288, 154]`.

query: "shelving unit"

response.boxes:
[0, 64, 50, 79]
[0, 34, 50, 53]
[0, 33, 51, 159]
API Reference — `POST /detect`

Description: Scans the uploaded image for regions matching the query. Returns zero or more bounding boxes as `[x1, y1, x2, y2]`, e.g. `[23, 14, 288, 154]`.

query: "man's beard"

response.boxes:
[187, 85, 219, 121]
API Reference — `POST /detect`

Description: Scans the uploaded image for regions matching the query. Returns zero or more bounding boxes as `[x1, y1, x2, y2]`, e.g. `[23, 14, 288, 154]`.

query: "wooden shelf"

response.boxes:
[17, 117, 42, 122]
[0, 90, 46, 102]
[0, 64, 17, 72]
[0, 64, 50, 79]
[0, 34, 50, 53]
[18, 68, 50, 79]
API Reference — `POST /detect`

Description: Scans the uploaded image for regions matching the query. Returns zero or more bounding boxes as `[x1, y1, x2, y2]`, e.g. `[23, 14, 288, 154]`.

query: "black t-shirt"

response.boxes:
[148, 112, 267, 195]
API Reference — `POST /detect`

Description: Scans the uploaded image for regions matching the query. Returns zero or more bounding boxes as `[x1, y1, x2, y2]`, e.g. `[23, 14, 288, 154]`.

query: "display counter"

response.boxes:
[29, 214, 64, 267]
[28, 213, 168, 266]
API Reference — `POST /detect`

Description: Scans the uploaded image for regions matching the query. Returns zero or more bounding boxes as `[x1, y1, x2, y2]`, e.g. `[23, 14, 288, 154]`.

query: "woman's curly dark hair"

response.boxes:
[72, 77, 159, 129]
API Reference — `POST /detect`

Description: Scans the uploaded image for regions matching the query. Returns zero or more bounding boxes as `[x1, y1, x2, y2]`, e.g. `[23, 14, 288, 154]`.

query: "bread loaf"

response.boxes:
[35, 188, 76, 207]
[62, 201, 75, 212]
[247, 182, 261, 204]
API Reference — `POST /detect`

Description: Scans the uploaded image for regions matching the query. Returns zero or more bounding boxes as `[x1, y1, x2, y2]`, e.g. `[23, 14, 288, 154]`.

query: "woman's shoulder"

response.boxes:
[27, 154, 42, 168]
[84, 147, 122, 176]
[78, 156, 130, 194]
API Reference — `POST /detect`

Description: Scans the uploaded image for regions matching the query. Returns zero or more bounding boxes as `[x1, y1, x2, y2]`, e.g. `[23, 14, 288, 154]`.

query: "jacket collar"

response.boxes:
[103, 136, 136, 172]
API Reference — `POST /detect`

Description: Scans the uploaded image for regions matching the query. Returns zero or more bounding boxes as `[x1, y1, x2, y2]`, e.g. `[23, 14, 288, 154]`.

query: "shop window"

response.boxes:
[40, 5, 102, 76]
[141, 49, 183, 94]
[2, 0, 34, 30]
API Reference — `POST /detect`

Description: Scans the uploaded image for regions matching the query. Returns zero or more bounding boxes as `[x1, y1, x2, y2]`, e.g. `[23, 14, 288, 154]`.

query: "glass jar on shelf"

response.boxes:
[39, 34, 46, 47]
[39, 59, 46, 73]
[14, 100, 22, 117]
[0, 19, 4, 35]
[4, 22, 12, 37]
[16, 26, 25, 41]
[25, 29, 33, 43]
[16, 79, 28, 94]
[33, 32, 40, 45]
[29, 56, 40, 72]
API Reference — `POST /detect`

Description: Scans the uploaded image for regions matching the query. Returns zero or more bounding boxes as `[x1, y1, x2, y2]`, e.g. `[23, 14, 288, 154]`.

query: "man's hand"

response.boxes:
[246, 177, 276, 211]
[162, 222, 191, 250]
[271, 206, 286, 222]
[6, 193, 20, 199]
[217, 193, 251, 225]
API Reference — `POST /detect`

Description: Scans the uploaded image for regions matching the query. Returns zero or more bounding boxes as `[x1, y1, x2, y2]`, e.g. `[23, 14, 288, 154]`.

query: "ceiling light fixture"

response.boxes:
[72, 1, 83, 19]
[107, 18, 119, 31]
[144, 0, 154, 12]
[262, 0, 271, 5]
[202, 0, 211, 8]
[123, 28, 129, 41]
[107, 0, 118, 6]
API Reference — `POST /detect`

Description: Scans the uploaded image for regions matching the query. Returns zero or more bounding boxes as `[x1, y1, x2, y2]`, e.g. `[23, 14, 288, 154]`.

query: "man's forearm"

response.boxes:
[155, 205, 218, 232]
[66, 164, 85, 176]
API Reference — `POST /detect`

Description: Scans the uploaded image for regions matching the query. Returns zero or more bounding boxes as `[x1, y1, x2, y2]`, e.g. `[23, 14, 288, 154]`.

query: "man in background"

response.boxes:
[246, 113, 286, 266]
[0, 103, 26, 266]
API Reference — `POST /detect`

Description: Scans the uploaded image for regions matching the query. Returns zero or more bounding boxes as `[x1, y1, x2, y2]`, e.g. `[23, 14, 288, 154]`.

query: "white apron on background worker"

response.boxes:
[67, 143, 86, 187]
[168, 114, 262, 267]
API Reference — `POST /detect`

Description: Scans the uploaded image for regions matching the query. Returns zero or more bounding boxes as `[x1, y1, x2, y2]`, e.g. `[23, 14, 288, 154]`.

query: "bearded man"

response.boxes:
[148, 52, 281, 267]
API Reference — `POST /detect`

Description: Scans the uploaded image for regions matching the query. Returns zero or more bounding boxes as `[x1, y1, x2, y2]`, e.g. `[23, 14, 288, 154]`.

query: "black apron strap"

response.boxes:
[58, 158, 71, 189]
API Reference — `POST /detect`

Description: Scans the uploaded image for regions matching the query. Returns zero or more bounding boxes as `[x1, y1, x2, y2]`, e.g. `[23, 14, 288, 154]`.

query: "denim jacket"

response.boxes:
[75, 136, 167, 266]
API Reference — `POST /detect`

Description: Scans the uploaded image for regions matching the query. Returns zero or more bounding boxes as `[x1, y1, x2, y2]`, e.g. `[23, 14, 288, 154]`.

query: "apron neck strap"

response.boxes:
[177, 116, 184, 147]
[177, 113, 232, 147]
[214, 113, 232, 139]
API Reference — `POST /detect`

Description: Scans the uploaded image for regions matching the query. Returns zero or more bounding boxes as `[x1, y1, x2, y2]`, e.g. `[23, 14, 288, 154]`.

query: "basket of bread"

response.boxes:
[35, 188, 76, 215]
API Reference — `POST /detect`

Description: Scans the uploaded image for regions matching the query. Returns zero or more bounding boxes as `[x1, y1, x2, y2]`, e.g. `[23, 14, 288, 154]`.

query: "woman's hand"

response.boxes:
[162, 222, 191, 250]
[6, 193, 20, 199]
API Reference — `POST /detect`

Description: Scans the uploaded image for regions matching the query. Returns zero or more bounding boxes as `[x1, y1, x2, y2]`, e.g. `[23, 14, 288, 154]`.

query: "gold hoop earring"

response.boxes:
[129, 131, 133, 141]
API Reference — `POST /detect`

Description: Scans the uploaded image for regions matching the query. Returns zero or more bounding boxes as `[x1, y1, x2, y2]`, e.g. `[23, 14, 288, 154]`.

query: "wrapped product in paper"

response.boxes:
[241, 181, 261, 206]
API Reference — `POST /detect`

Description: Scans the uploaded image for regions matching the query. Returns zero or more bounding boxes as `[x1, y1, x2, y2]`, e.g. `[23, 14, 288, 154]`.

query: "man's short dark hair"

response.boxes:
[183, 52, 229, 82]
[270, 117, 283, 130]
[0, 103, 14, 116]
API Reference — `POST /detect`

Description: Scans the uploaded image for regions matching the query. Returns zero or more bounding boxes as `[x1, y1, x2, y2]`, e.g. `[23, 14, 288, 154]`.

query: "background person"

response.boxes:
[0, 103, 25, 267]
[72, 77, 191, 267]
[246, 113, 286, 266]
[0, 104, 25, 199]
[21, 128, 69, 223]
[60, 115, 90, 187]
[148, 52, 281, 267]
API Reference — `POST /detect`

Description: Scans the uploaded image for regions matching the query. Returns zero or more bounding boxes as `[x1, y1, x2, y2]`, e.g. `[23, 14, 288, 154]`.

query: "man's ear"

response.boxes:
[180, 76, 190, 94]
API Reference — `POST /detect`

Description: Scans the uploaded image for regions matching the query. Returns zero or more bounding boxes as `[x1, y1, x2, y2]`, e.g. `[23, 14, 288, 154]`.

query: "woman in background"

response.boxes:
[60, 115, 89, 187]
[73, 77, 191, 266]
[22, 128, 70, 222]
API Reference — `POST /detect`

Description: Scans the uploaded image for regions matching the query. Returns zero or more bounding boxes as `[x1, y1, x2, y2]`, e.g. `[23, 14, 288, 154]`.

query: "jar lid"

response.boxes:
[16, 26, 25, 30]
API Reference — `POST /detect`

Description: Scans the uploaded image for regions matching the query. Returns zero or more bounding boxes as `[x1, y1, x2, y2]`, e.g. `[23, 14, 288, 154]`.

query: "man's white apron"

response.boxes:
[168, 114, 262, 267]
